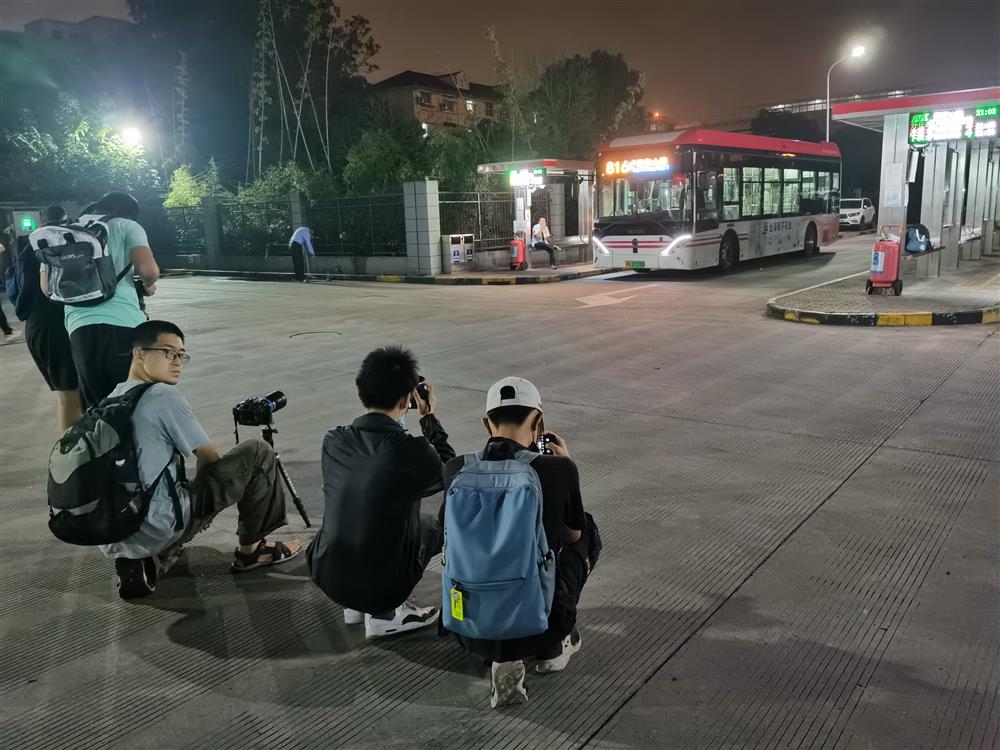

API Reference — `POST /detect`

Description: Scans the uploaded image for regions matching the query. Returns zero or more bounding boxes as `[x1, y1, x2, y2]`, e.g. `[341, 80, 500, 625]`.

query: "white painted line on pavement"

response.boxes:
[575, 283, 660, 308]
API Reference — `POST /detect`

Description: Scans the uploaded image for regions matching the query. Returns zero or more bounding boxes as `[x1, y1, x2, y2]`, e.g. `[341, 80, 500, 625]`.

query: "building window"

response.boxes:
[485, 102, 497, 118]
[440, 98, 456, 112]
[416, 91, 432, 107]
[465, 99, 475, 113]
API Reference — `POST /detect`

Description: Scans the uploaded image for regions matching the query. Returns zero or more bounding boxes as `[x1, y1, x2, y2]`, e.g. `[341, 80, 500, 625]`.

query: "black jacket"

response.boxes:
[307, 412, 454, 613]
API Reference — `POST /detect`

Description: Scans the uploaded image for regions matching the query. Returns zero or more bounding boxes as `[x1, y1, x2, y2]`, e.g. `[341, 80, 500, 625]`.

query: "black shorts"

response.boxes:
[25, 306, 78, 391]
[69, 323, 135, 407]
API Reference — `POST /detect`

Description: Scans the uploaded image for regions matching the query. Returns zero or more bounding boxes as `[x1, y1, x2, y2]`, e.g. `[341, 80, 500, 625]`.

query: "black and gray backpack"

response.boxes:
[47, 383, 181, 546]
[29, 214, 132, 307]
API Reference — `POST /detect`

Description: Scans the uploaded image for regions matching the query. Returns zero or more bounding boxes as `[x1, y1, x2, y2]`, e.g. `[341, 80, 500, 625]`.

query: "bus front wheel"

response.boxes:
[718, 233, 740, 272]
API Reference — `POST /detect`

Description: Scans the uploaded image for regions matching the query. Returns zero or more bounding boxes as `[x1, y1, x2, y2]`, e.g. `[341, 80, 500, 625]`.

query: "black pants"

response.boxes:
[370, 514, 442, 619]
[26, 305, 78, 391]
[0, 302, 11, 334]
[69, 323, 135, 408]
[533, 241, 557, 266]
[289, 242, 305, 281]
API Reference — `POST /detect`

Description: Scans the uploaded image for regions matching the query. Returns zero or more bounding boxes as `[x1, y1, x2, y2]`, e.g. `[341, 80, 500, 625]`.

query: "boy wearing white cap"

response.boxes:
[439, 376, 600, 708]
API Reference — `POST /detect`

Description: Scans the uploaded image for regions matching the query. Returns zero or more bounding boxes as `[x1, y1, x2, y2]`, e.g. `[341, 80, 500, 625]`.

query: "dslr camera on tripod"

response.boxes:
[231, 390, 310, 527]
[233, 390, 287, 427]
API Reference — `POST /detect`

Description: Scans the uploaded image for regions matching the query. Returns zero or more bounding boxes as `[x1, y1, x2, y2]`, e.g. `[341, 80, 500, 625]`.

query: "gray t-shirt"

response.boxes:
[100, 381, 210, 559]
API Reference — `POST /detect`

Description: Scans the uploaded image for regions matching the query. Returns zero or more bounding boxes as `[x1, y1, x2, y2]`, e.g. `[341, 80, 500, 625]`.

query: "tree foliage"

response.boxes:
[0, 96, 160, 203]
[163, 159, 231, 206]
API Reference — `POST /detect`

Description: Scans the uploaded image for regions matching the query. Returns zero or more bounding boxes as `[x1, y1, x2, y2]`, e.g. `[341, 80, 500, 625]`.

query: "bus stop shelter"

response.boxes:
[476, 158, 594, 243]
[832, 86, 1000, 268]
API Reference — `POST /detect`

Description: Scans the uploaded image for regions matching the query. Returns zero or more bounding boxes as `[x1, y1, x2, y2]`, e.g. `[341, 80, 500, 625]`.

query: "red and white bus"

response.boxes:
[592, 129, 842, 272]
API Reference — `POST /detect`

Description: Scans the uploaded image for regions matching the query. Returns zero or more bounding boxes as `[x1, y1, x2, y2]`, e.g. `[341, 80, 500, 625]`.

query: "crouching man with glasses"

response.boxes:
[102, 320, 301, 600]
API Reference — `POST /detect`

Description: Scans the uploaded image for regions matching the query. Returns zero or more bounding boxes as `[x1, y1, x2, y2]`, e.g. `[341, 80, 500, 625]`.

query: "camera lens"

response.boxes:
[264, 390, 287, 413]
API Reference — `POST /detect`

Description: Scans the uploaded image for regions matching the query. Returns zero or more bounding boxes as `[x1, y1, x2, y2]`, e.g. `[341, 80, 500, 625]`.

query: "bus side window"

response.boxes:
[723, 168, 740, 221]
[781, 169, 800, 216]
[742, 167, 762, 218]
[801, 171, 817, 214]
[817, 171, 832, 213]
[763, 168, 781, 216]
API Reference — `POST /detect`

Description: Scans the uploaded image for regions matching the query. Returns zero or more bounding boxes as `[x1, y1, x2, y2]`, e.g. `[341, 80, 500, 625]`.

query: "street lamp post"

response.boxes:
[826, 45, 866, 141]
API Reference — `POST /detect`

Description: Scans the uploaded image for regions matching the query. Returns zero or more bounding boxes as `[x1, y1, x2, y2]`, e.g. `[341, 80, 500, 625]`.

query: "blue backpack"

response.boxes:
[441, 450, 555, 640]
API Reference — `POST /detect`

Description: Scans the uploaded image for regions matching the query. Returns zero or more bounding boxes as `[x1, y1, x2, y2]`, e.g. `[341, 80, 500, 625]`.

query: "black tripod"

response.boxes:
[233, 418, 311, 527]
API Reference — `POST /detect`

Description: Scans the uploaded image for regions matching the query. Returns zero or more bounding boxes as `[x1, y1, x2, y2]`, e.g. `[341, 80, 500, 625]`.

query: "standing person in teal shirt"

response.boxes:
[42, 192, 162, 407]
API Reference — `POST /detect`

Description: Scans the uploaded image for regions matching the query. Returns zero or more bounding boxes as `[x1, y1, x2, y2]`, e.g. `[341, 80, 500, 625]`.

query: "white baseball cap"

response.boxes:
[486, 377, 543, 413]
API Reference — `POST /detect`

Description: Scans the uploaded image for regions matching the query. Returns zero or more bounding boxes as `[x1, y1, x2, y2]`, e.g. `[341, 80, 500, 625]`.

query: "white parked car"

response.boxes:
[839, 198, 876, 229]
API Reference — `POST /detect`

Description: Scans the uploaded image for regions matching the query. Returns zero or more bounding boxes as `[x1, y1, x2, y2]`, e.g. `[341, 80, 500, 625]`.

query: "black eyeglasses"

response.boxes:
[142, 347, 191, 364]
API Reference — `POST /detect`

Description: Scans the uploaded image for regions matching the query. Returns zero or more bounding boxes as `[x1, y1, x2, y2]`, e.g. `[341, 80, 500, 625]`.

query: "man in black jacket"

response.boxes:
[307, 346, 455, 638]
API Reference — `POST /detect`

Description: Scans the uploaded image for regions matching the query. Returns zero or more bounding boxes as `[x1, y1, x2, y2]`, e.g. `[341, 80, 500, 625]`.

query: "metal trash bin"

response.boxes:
[441, 233, 474, 273]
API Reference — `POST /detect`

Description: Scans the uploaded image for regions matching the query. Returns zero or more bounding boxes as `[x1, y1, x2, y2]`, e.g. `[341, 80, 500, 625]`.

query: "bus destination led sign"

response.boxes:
[908, 105, 998, 144]
[604, 156, 670, 175]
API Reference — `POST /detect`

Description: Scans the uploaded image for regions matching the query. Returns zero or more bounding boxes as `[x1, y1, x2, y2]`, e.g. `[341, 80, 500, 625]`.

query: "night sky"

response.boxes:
[3, 0, 998, 122]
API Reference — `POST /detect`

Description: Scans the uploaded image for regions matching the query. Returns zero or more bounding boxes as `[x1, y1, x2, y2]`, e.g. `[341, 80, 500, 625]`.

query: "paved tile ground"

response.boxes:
[0, 236, 996, 749]
[770, 255, 1000, 315]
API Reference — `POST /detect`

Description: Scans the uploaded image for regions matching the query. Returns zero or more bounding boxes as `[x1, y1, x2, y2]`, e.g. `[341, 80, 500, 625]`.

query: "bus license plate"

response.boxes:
[625, 260, 645, 269]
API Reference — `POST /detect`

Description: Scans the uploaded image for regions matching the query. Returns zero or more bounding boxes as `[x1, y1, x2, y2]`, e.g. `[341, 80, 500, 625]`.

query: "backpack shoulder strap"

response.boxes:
[513, 449, 540, 466]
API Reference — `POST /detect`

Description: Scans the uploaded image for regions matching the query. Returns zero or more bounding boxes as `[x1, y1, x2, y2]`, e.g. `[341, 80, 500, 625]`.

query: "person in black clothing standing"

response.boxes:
[307, 346, 455, 638]
[20, 205, 82, 429]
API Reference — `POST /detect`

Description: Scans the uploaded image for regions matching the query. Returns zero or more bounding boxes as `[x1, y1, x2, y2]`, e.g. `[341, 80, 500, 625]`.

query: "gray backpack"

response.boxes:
[30, 214, 131, 306]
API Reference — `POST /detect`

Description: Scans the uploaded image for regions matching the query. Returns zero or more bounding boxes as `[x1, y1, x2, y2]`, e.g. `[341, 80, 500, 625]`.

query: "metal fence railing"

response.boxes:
[440, 189, 557, 252]
[308, 195, 406, 257]
[439, 192, 514, 252]
[219, 201, 293, 256]
[163, 205, 205, 254]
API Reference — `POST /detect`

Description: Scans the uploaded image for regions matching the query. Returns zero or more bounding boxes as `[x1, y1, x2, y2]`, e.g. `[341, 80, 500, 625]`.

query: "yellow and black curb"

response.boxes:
[767, 302, 1000, 327]
[164, 268, 609, 285]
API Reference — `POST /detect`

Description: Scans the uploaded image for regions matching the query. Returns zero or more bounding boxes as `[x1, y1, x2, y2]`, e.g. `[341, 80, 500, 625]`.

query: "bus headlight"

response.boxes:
[660, 234, 692, 255]
[594, 237, 612, 255]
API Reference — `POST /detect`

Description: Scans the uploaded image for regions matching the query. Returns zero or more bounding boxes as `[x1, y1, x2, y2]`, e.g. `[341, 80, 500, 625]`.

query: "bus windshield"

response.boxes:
[601, 174, 693, 221]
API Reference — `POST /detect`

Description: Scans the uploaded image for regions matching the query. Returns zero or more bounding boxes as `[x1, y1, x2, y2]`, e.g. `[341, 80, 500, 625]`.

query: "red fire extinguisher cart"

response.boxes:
[867, 225, 903, 296]
[510, 233, 528, 271]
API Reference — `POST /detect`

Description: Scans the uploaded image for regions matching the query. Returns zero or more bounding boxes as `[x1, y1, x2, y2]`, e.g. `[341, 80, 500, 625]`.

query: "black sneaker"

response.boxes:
[115, 557, 157, 600]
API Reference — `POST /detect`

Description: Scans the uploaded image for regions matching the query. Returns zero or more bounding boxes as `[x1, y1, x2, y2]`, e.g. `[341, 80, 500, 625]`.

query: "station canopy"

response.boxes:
[477, 158, 594, 186]
[832, 86, 1000, 142]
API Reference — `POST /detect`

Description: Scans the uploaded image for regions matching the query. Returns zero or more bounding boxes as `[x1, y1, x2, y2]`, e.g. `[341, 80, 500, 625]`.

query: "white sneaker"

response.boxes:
[343, 608, 363, 625]
[364, 601, 438, 638]
[490, 660, 528, 708]
[535, 628, 582, 673]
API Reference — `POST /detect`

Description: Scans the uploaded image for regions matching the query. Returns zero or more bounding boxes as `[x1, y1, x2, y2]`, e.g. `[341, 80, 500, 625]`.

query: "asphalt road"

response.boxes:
[1, 233, 996, 749]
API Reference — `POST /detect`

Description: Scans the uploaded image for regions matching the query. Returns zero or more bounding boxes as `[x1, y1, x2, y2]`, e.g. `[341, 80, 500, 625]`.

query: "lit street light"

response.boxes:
[826, 44, 866, 141]
[120, 126, 142, 148]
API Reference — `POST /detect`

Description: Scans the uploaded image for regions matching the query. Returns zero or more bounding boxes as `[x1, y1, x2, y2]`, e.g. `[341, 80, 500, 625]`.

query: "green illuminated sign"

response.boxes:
[508, 167, 545, 186]
[19, 215, 36, 232]
[909, 105, 999, 144]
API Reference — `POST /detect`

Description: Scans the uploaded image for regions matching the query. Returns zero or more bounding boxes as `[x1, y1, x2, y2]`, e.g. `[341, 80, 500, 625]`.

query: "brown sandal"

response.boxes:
[231, 539, 300, 572]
